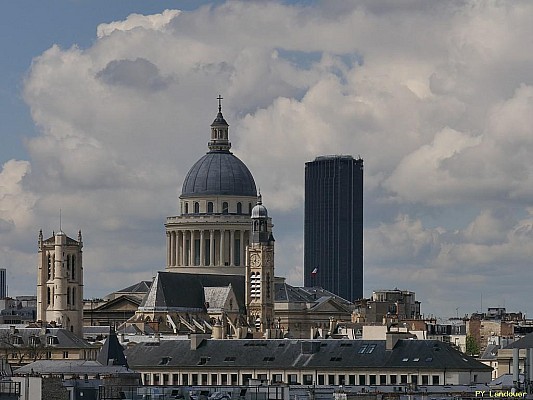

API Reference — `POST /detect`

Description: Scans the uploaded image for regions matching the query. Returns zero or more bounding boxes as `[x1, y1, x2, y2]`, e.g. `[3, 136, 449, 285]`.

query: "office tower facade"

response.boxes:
[0, 268, 6, 299]
[304, 155, 363, 301]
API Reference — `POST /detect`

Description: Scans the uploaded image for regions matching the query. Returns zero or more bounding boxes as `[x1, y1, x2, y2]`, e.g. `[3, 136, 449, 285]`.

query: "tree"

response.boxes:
[466, 334, 480, 356]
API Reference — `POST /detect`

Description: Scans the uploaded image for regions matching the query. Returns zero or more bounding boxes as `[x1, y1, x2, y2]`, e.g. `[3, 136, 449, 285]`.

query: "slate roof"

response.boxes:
[117, 281, 152, 294]
[138, 272, 245, 312]
[15, 360, 131, 375]
[504, 333, 533, 349]
[125, 339, 492, 372]
[0, 327, 95, 349]
[204, 286, 231, 310]
[97, 331, 128, 367]
[275, 283, 353, 307]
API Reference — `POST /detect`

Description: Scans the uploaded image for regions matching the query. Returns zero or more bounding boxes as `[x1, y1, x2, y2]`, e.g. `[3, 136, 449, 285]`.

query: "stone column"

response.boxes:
[230, 229, 235, 267]
[200, 230, 205, 267]
[220, 229, 225, 266]
[240, 230, 245, 267]
[190, 230, 196, 266]
[182, 230, 187, 266]
[209, 230, 215, 266]
[166, 232, 171, 267]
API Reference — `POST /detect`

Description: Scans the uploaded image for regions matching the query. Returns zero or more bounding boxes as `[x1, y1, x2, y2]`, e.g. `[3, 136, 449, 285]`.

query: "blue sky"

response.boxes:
[2, 1, 533, 319]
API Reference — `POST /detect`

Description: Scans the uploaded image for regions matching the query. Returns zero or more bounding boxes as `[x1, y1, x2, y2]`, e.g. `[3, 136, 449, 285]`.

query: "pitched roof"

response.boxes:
[125, 339, 492, 372]
[504, 333, 533, 349]
[117, 281, 152, 294]
[97, 331, 128, 367]
[15, 360, 131, 375]
[139, 272, 245, 312]
[0, 327, 95, 349]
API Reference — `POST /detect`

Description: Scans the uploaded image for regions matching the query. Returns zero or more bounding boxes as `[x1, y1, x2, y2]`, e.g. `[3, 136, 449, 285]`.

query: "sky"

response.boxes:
[2, 0, 533, 319]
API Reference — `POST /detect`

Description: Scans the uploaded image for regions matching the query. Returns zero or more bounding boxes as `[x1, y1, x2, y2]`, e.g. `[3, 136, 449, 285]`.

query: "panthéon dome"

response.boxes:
[181, 99, 256, 198]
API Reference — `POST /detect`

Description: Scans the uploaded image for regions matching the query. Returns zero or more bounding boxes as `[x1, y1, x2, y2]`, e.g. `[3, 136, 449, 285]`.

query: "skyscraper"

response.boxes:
[304, 155, 363, 301]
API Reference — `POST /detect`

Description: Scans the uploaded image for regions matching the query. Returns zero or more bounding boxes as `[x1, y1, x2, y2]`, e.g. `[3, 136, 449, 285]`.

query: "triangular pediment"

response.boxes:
[93, 295, 142, 312]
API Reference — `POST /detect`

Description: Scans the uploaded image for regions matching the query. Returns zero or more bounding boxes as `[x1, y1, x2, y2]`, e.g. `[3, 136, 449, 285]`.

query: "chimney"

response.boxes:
[190, 333, 210, 350]
[386, 331, 416, 350]
[513, 348, 519, 388]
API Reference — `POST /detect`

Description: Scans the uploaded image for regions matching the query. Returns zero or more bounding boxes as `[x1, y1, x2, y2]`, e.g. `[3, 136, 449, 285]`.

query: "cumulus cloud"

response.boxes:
[1, 1, 532, 316]
[96, 9, 180, 38]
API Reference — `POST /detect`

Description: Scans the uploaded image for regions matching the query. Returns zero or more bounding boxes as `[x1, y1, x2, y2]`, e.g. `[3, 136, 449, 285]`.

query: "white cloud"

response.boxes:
[96, 9, 180, 38]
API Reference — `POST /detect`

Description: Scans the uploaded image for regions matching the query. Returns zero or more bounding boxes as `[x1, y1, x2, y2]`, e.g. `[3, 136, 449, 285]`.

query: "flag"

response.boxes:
[311, 267, 318, 276]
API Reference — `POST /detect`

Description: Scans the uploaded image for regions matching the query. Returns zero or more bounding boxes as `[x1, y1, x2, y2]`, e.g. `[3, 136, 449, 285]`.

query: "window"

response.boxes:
[432, 375, 440, 385]
[237, 202, 242, 214]
[211, 374, 218, 385]
[288, 374, 298, 384]
[144, 374, 150, 385]
[367, 344, 376, 353]
[191, 374, 198, 385]
[380, 375, 387, 385]
[273, 374, 283, 384]
[231, 374, 238, 385]
[201, 374, 208, 385]
[303, 374, 313, 385]
[194, 202, 200, 213]
[338, 375, 346, 385]
[72, 255, 76, 279]
[63, 351, 69, 359]
[221, 374, 228, 385]
[358, 344, 368, 353]
[400, 375, 408, 384]
[184, 203, 189, 214]
[182, 374, 189, 385]
[163, 374, 169, 385]
[422, 375, 429, 385]
[242, 374, 252, 385]
[369, 375, 376, 385]
[72, 287, 76, 305]
[390, 375, 397, 384]
[207, 202, 214, 213]
[67, 287, 70, 305]
[359, 375, 366, 385]
[411, 375, 418, 385]
[173, 374, 179, 385]
[317, 375, 325, 385]
[249, 203, 252, 215]
[222, 202, 229, 214]
[47, 254, 52, 280]
[47, 287, 51, 305]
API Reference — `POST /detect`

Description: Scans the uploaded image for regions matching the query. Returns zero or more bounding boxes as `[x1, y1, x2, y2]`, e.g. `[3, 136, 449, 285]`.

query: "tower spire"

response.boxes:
[208, 95, 231, 152]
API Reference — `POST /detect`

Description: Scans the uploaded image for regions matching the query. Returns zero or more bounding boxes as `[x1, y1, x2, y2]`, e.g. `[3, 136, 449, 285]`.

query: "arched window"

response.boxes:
[67, 287, 71, 305]
[184, 203, 189, 214]
[194, 202, 200, 214]
[237, 202, 242, 214]
[249, 203, 252, 215]
[72, 287, 76, 306]
[47, 287, 51, 305]
[207, 202, 214, 213]
[222, 202, 229, 214]
[72, 255, 76, 280]
[47, 254, 52, 280]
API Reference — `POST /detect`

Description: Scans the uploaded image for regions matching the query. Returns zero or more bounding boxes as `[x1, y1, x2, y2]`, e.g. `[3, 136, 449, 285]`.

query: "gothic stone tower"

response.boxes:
[37, 229, 83, 337]
[245, 195, 275, 333]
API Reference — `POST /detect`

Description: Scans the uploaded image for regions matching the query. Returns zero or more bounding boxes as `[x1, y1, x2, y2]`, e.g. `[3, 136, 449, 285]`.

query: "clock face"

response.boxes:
[250, 253, 261, 267]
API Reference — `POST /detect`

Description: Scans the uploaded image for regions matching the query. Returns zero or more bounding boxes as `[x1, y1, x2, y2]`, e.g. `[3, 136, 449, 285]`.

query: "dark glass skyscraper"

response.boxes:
[304, 155, 363, 301]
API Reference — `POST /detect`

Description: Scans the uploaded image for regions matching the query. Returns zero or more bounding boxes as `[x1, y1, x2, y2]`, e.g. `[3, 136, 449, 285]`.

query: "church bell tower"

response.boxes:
[245, 194, 275, 334]
[37, 229, 84, 337]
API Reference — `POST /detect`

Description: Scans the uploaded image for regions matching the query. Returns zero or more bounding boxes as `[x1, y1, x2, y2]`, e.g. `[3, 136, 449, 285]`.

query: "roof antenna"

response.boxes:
[59, 208, 62, 232]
